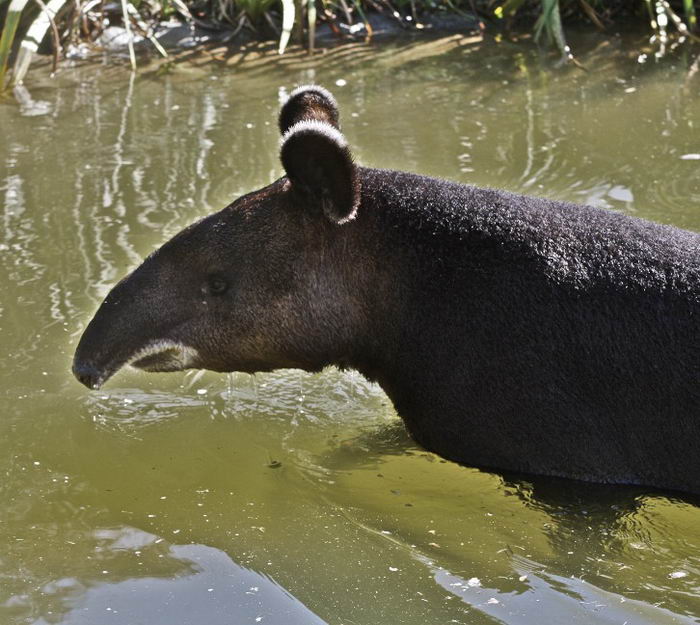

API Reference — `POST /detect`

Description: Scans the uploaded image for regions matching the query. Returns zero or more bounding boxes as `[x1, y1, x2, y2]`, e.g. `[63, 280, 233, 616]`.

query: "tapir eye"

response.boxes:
[206, 275, 228, 296]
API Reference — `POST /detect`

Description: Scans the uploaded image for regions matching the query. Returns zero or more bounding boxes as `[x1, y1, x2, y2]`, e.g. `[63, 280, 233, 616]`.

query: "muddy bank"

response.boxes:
[14, 10, 487, 88]
[91, 11, 482, 58]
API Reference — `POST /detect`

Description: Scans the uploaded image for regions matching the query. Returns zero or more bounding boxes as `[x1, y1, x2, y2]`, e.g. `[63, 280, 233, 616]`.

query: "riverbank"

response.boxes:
[9, 22, 697, 122]
[2, 0, 699, 91]
[8, 22, 700, 104]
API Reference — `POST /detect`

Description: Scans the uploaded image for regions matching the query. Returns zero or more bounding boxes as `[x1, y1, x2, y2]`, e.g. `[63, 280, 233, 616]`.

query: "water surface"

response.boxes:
[1, 30, 699, 625]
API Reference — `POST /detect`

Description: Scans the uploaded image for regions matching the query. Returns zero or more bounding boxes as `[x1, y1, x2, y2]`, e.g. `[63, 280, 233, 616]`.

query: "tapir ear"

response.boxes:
[280, 120, 360, 224]
[279, 85, 340, 135]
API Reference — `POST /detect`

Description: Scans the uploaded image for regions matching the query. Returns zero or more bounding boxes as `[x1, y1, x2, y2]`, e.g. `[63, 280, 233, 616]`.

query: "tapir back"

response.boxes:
[357, 168, 700, 493]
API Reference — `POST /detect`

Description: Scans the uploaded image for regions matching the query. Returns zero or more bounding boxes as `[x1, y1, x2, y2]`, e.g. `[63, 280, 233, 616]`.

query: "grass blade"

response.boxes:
[126, 1, 168, 57]
[682, 0, 696, 30]
[307, 0, 316, 51]
[120, 0, 137, 70]
[12, 0, 66, 84]
[278, 0, 295, 54]
[535, 0, 566, 55]
[534, 0, 585, 68]
[0, 0, 31, 90]
[350, 0, 373, 39]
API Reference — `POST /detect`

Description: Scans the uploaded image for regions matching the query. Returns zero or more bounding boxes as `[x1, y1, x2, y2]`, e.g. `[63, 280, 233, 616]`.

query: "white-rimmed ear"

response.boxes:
[280, 120, 360, 225]
[279, 85, 340, 135]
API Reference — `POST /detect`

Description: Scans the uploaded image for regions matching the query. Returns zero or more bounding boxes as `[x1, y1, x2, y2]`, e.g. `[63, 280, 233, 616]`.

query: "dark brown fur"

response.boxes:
[74, 87, 700, 494]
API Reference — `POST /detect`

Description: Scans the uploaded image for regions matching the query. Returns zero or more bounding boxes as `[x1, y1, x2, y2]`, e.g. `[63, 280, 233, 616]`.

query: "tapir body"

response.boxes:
[74, 86, 700, 494]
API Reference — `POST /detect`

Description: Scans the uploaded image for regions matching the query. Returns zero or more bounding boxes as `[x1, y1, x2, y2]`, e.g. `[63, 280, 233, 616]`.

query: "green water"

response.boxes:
[1, 31, 699, 625]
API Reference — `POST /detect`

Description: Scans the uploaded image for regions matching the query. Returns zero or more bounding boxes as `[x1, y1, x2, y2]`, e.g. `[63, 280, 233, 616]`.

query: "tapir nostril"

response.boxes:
[72, 360, 103, 390]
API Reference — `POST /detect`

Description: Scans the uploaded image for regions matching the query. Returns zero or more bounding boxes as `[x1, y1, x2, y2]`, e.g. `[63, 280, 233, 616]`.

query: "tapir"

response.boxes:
[73, 86, 700, 494]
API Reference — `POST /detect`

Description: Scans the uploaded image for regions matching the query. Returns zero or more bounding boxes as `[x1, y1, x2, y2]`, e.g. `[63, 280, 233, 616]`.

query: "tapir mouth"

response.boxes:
[130, 341, 200, 372]
[73, 340, 200, 390]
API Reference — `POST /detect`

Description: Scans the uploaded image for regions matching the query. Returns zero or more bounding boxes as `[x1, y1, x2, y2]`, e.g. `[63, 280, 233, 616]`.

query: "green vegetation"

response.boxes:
[1, 0, 698, 89]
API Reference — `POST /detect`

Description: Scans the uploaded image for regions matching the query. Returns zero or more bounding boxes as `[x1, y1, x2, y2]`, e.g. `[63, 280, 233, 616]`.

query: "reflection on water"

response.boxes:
[432, 554, 698, 625]
[1, 30, 699, 625]
[6, 526, 328, 625]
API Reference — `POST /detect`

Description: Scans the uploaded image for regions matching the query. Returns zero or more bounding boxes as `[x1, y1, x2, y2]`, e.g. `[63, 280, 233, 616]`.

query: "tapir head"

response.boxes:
[72, 86, 370, 389]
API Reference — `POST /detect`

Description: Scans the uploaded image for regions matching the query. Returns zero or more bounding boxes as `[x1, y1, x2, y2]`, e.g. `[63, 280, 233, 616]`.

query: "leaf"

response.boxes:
[534, 0, 569, 58]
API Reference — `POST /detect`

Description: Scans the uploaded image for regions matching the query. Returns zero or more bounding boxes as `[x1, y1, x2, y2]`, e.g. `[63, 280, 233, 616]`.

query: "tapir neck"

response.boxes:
[336, 168, 447, 422]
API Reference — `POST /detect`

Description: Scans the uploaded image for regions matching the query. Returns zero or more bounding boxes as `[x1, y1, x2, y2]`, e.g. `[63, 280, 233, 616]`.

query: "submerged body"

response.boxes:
[73, 86, 700, 494]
